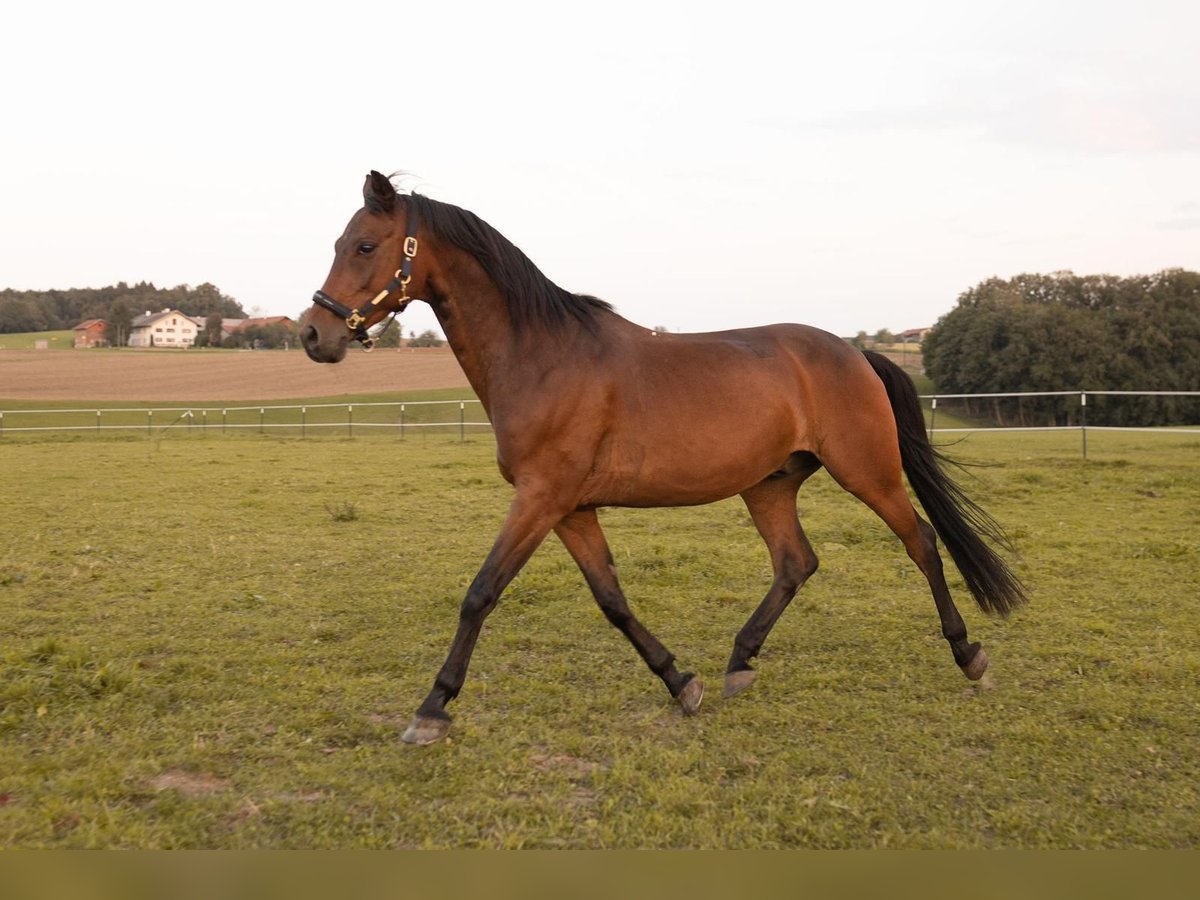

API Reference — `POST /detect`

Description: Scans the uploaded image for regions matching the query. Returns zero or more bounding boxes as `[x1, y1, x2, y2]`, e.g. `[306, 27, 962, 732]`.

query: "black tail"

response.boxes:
[863, 351, 1027, 617]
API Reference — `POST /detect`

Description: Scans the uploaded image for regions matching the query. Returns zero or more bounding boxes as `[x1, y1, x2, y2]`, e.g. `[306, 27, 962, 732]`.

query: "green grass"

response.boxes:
[0, 429, 1197, 847]
[0, 330, 74, 350]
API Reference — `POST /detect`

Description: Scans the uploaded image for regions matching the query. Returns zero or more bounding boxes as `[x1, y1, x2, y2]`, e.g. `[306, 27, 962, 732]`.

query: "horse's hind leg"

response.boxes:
[887, 496, 987, 679]
[725, 466, 820, 698]
[830, 464, 987, 680]
[555, 509, 703, 715]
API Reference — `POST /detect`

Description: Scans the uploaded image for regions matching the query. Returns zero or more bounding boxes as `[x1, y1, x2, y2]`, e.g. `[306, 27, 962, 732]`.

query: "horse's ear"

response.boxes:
[363, 170, 396, 214]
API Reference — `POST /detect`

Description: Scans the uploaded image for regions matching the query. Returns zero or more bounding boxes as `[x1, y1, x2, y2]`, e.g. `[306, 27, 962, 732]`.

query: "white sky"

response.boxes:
[3, 0, 1197, 339]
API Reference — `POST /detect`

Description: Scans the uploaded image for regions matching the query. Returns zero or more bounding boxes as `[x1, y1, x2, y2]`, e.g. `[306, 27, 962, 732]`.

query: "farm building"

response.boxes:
[73, 319, 109, 348]
[898, 327, 932, 343]
[128, 309, 204, 348]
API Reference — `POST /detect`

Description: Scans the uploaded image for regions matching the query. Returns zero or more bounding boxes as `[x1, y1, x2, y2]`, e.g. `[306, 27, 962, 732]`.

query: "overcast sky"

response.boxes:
[3, 0, 1197, 339]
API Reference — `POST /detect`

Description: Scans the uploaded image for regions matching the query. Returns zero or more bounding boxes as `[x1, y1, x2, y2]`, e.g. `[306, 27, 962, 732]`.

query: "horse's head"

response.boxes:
[301, 171, 427, 363]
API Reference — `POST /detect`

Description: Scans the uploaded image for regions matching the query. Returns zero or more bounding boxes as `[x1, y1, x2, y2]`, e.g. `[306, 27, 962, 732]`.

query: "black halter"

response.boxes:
[311, 207, 420, 351]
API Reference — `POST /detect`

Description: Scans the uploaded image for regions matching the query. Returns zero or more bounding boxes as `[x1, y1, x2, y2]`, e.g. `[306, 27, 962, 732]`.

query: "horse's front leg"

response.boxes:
[402, 489, 566, 746]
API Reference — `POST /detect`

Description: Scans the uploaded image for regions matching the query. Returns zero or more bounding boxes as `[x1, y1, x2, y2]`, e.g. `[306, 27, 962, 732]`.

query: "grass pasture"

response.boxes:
[0, 428, 1197, 848]
[0, 330, 74, 351]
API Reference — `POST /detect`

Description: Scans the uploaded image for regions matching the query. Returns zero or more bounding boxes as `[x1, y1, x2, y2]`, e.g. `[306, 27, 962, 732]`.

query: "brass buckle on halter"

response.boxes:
[403, 236, 419, 258]
[346, 310, 366, 331]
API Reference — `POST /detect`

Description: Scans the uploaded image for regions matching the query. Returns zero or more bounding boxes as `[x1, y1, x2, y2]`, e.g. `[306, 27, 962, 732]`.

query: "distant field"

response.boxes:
[1, 429, 1196, 847]
[0, 346, 470, 402]
[0, 348, 987, 436]
[0, 330, 74, 351]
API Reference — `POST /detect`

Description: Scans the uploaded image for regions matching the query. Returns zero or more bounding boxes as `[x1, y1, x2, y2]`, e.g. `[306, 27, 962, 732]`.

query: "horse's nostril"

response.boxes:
[300, 321, 348, 363]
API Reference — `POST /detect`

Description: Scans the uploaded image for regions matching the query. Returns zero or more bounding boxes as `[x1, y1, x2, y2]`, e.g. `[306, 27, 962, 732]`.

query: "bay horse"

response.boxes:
[302, 171, 1026, 746]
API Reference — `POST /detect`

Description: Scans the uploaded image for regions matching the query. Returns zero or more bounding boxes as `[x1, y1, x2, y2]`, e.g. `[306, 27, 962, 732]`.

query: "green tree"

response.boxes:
[106, 298, 133, 348]
[0, 298, 49, 333]
[408, 329, 444, 348]
[369, 319, 403, 348]
[0, 282, 247, 334]
[923, 270, 1200, 426]
[199, 313, 224, 348]
[227, 321, 297, 350]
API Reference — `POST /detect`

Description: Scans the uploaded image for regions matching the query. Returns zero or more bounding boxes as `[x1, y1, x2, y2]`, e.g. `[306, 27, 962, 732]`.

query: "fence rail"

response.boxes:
[0, 399, 491, 441]
[920, 390, 1200, 457]
[2, 392, 1198, 457]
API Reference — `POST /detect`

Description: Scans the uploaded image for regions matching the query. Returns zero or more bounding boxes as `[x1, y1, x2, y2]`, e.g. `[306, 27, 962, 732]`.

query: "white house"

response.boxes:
[128, 309, 203, 348]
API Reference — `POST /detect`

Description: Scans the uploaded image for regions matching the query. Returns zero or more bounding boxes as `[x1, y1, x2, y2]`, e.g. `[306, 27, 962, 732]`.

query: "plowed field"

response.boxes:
[0, 348, 469, 401]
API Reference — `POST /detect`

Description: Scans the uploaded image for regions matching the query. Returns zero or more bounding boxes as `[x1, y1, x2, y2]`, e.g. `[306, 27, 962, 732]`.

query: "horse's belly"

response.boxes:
[579, 424, 797, 508]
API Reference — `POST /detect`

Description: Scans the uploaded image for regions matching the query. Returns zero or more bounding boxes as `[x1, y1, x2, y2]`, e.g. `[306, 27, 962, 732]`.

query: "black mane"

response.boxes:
[403, 192, 613, 331]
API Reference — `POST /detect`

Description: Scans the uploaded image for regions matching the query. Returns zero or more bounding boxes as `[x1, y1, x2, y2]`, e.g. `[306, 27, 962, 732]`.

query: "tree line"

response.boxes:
[922, 269, 1200, 427]
[192, 315, 298, 350]
[0, 282, 247, 342]
[0, 283, 450, 351]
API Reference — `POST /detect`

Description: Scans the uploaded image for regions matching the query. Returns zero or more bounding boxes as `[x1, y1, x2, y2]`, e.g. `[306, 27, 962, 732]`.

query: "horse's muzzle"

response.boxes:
[300, 320, 349, 363]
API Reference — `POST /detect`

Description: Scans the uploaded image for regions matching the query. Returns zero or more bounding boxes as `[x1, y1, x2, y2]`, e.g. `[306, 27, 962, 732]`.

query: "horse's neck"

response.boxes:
[425, 243, 618, 413]
[425, 263, 540, 412]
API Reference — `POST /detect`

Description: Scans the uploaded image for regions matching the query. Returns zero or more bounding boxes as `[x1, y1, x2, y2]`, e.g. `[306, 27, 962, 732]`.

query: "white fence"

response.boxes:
[922, 390, 1200, 457]
[0, 399, 491, 440]
[2, 392, 1198, 457]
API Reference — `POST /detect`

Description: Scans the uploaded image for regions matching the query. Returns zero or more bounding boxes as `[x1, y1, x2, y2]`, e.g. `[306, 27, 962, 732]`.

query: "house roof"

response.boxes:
[74, 319, 107, 331]
[225, 316, 295, 331]
[131, 309, 203, 328]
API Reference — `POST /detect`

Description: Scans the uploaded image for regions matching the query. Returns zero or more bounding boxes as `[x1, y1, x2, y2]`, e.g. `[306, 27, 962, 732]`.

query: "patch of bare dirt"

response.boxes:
[149, 770, 232, 797]
[528, 750, 605, 778]
[0, 348, 469, 402]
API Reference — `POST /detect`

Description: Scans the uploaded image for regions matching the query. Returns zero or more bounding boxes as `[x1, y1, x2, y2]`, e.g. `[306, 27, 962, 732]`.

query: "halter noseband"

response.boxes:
[311, 207, 420, 352]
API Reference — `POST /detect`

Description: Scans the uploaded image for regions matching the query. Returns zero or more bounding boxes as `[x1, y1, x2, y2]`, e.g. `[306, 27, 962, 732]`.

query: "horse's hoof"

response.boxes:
[401, 714, 451, 746]
[677, 676, 704, 715]
[961, 645, 989, 681]
[723, 668, 758, 699]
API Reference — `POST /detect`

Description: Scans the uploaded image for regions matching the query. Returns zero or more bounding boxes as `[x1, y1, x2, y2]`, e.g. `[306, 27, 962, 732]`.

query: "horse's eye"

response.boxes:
[357, 242, 377, 256]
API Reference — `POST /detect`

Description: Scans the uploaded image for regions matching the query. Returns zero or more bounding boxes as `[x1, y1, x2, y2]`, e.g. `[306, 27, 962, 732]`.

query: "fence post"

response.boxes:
[223, 409, 227, 435]
[348, 405, 353, 438]
[400, 403, 406, 440]
[302, 406, 307, 439]
[929, 397, 937, 441]
[260, 408, 265, 435]
[202, 409, 207, 435]
[460, 401, 465, 442]
[97, 409, 101, 433]
[147, 409, 152, 436]
[1081, 392, 1088, 459]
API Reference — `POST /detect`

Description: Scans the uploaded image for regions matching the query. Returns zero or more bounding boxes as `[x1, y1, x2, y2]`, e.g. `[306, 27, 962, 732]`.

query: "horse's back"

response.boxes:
[570, 319, 892, 506]
[632, 320, 884, 414]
